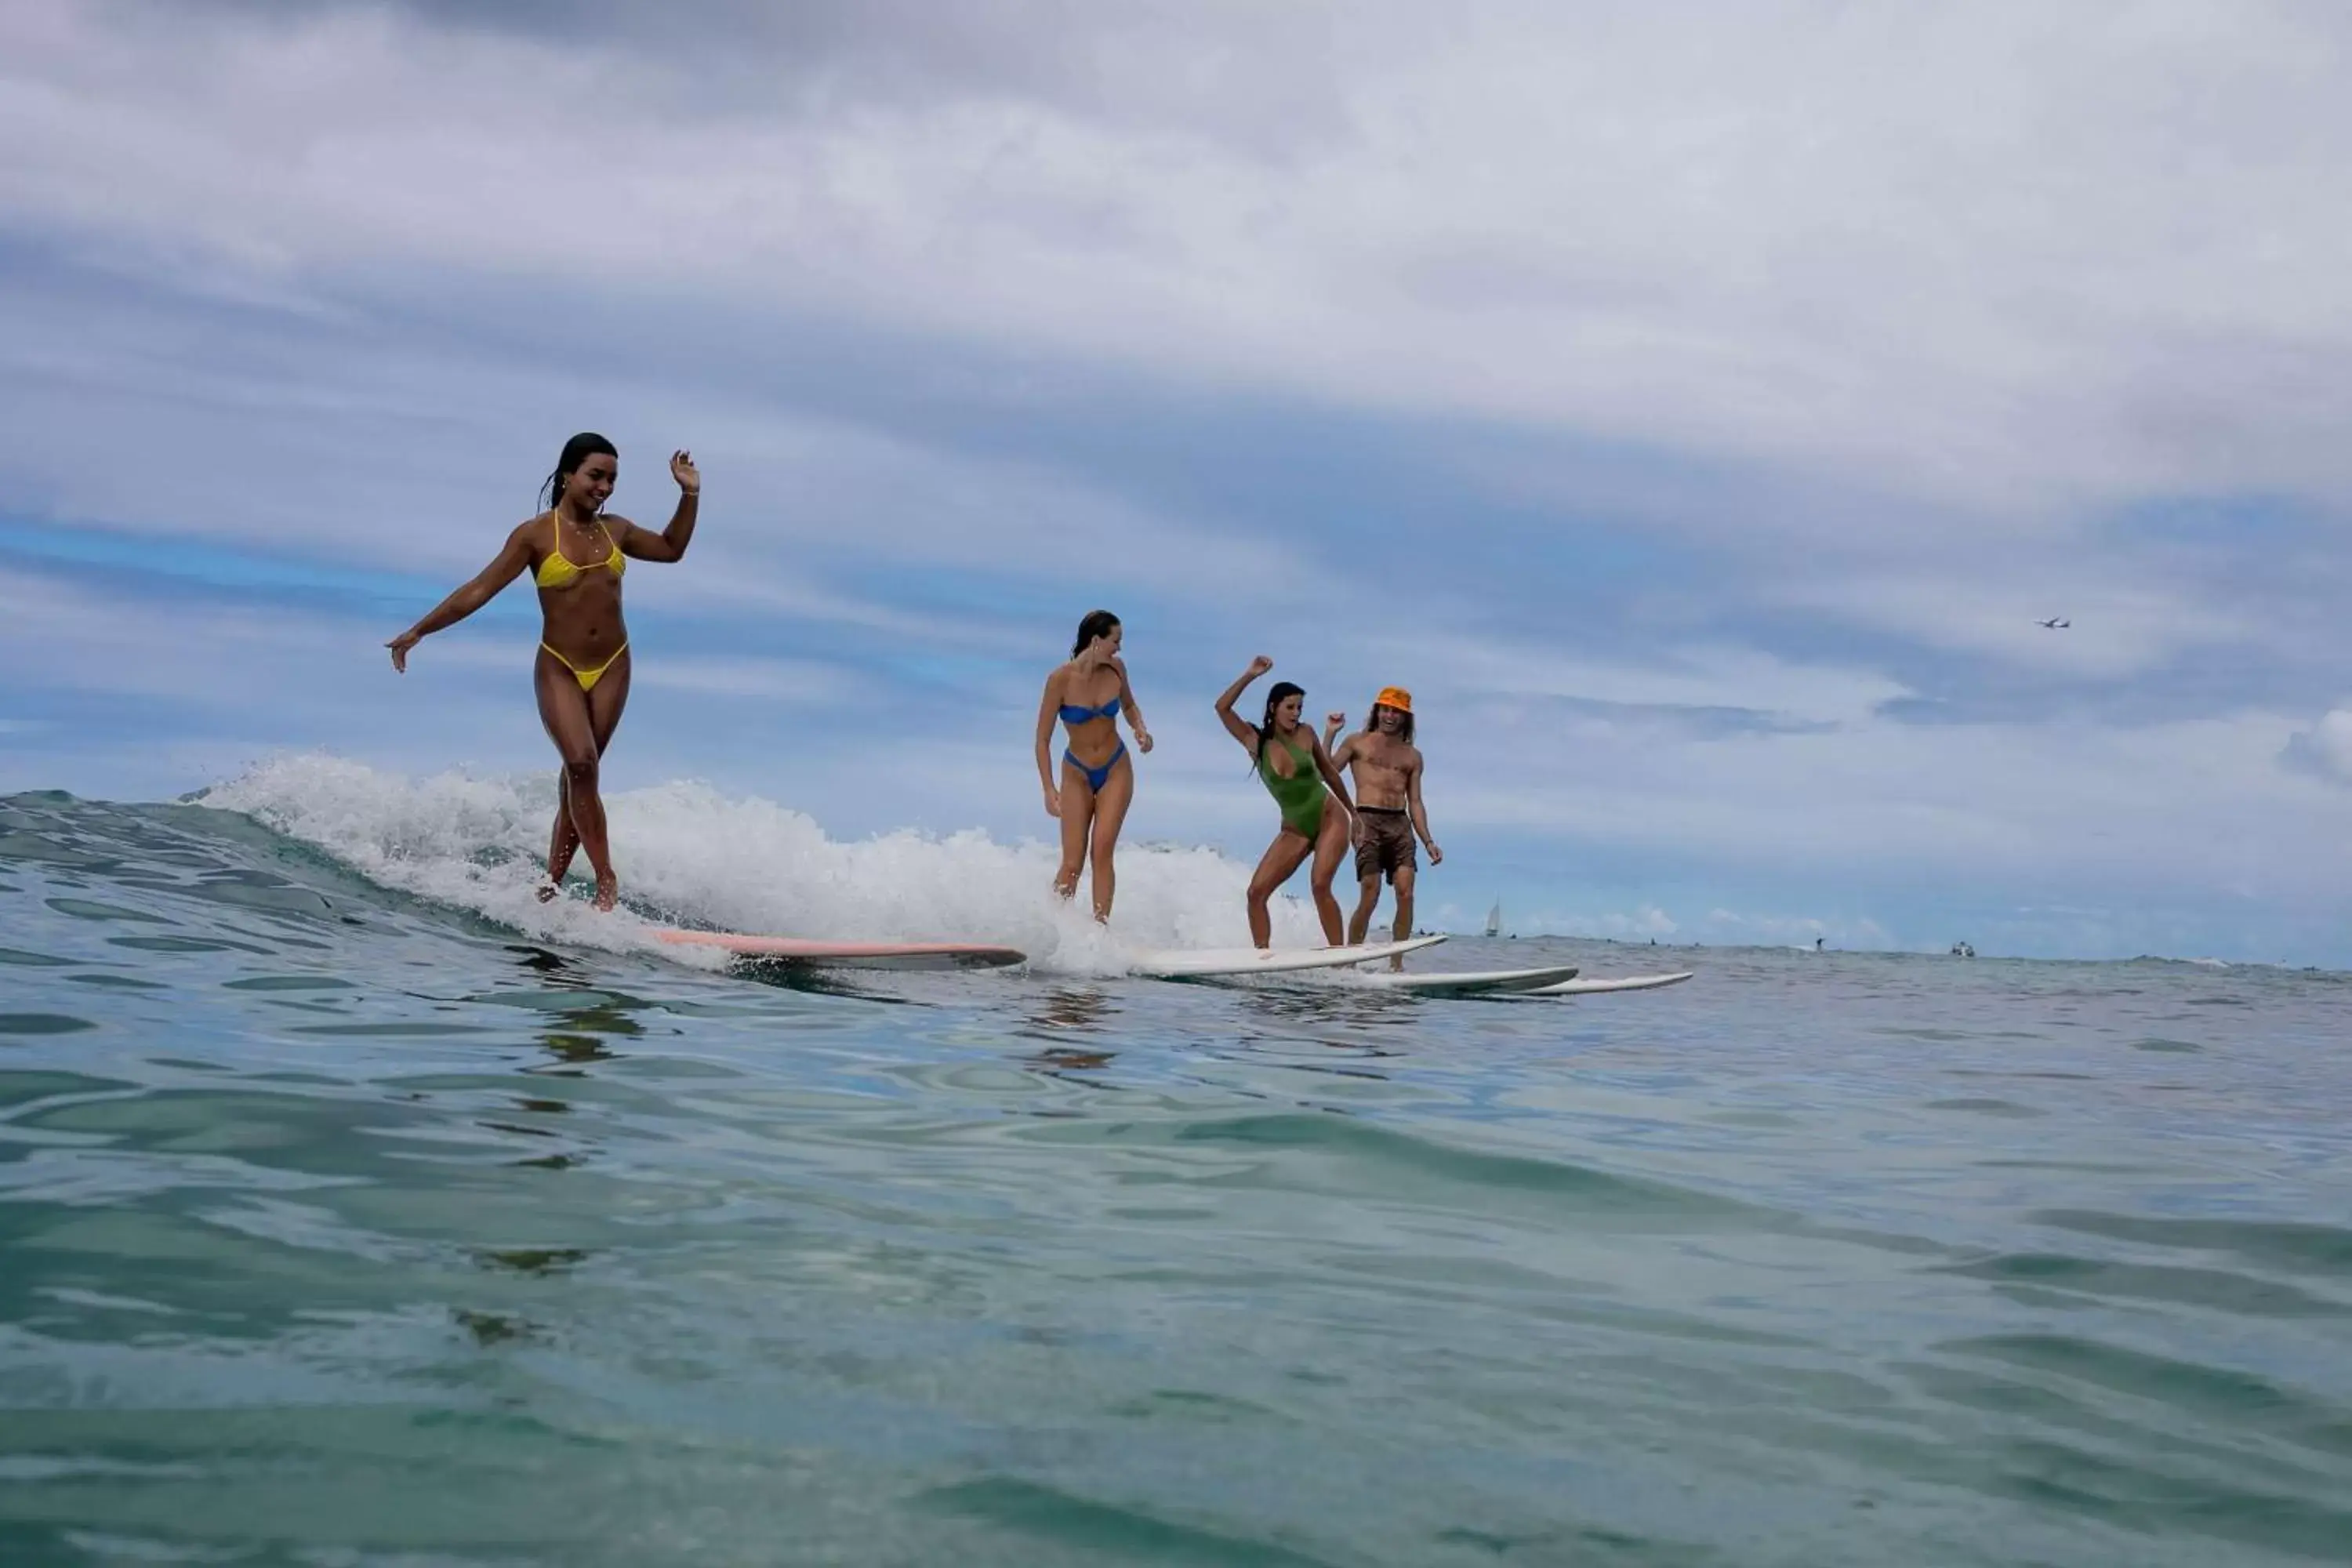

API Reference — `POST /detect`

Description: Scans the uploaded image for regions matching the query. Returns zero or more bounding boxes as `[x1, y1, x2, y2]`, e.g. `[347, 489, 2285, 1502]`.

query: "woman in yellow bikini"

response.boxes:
[386, 433, 701, 910]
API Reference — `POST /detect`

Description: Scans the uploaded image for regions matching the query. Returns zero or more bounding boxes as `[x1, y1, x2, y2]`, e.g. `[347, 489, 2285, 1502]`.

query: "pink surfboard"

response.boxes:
[654, 929, 1026, 971]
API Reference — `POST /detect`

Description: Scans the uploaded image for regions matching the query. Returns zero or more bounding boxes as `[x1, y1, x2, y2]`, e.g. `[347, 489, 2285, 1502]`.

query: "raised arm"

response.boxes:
[1214, 655, 1274, 756]
[1035, 668, 1065, 818]
[1322, 711, 1351, 766]
[1406, 750, 1442, 864]
[1116, 658, 1153, 753]
[619, 449, 701, 563]
[1311, 730, 1356, 814]
[387, 523, 535, 671]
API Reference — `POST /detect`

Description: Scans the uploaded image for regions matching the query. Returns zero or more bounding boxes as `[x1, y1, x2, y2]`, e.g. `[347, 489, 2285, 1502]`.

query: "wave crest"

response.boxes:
[198, 753, 1318, 971]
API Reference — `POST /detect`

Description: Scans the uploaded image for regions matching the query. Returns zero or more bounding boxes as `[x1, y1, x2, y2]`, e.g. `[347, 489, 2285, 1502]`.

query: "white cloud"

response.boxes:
[1369, 633, 1911, 728]
[1558, 905, 1679, 941]
[0, 261, 1310, 633]
[2280, 707, 2352, 788]
[1764, 564, 2253, 680]
[1528, 906, 1896, 950]
[632, 655, 852, 703]
[0, 564, 369, 703]
[1697, 909, 1892, 951]
[1419, 701, 2350, 906]
[7, 0, 2352, 520]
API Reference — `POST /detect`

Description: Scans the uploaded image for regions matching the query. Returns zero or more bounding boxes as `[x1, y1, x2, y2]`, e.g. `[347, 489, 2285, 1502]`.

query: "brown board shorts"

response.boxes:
[1354, 808, 1417, 884]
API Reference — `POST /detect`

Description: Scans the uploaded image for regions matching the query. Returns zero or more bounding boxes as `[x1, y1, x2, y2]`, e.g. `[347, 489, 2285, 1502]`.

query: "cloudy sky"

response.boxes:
[5, 0, 2352, 960]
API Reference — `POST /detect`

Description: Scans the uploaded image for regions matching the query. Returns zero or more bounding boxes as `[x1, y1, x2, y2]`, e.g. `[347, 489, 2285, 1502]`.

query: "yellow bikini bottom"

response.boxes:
[541, 641, 628, 692]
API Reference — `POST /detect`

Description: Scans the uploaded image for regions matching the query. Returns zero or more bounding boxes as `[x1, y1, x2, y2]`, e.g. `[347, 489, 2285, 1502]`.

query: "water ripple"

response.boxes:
[2, 790, 2350, 1564]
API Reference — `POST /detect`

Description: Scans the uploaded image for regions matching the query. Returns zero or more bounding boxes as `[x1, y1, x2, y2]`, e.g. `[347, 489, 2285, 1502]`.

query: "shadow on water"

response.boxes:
[732, 956, 921, 1004]
[498, 945, 652, 1076]
[505, 944, 582, 979]
[1215, 987, 1415, 1074]
[1014, 987, 1127, 1077]
[1021, 986, 1119, 1038]
[1024, 1046, 1126, 1087]
[1258, 983, 1425, 1026]
[535, 1029, 626, 1073]
[530, 993, 648, 1075]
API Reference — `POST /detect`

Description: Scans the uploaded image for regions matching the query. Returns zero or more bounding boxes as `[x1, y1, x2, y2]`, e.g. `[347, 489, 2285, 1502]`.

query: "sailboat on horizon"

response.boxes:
[1485, 899, 1502, 939]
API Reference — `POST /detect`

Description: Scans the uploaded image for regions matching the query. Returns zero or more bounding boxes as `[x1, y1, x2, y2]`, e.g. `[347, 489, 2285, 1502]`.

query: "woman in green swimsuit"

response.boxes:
[1214, 655, 1356, 948]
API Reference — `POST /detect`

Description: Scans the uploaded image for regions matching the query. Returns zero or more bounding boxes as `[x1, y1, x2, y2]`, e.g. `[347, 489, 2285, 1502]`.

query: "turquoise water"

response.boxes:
[4, 779, 2351, 1566]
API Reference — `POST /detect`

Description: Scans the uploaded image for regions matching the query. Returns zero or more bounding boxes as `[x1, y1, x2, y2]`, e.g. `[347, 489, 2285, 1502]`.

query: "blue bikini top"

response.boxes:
[1058, 695, 1120, 724]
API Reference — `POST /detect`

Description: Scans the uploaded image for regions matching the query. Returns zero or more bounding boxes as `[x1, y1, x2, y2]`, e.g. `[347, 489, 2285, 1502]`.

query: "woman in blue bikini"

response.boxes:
[1034, 610, 1153, 920]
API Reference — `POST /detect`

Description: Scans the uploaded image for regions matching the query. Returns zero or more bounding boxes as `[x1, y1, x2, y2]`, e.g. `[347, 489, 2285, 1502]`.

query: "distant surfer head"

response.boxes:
[541, 432, 619, 514]
[1366, 685, 1414, 743]
[1073, 609, 1122, 660]
[1261, 681, 1305, 742]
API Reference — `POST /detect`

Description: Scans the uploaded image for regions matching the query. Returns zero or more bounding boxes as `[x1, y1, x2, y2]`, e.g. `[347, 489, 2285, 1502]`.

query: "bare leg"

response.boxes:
[1307, 805, 1350, 946]
[535, 649, 630, 910]
[542, 652, 632, 897]
[1054, 760, 1094, 904]
[542, 766, 579, 900]
[1246, 830, 1316, 949]
[1347, 874, 1381, 946]
[1084, 757, 1135, 922]
[1388, 864, 1417, 971]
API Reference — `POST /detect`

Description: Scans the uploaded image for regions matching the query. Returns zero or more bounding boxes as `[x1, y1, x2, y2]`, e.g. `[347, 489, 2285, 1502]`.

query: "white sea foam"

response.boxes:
[198, 753, 1324, 973]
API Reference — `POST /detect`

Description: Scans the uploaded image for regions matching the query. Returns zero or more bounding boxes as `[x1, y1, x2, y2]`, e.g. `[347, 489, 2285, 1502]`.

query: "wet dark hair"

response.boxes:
[1073, 609, 1121, 659]
[1365, 704, 1416, 745]
[1258, 681, 1307, 757]
[540, 432, 618, 511]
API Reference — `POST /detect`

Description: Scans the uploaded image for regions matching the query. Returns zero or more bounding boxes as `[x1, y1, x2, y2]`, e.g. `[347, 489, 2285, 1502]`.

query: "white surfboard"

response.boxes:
[1526, 971, 1694, 996]
[655, 930, 1027, 971]
[1128, 935, 1447, 979]
[1348, 963, 1582, 996]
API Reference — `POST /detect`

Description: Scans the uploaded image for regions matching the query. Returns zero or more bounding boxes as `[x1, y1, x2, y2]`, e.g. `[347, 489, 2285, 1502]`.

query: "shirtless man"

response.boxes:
[1323, 686, 1442, 965]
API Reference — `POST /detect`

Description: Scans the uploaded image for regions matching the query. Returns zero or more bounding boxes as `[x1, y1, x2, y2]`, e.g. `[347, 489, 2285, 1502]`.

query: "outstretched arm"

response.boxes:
[619, 450, 701, 562]
[1406, 753, 1442, 864]
[1214, 655, 1274, 757]
[387, 524, 533, 671]
[1116, 659, 1153, 753]
[1312, 731, 1356, 814]
[1035, 671, 1065, 817]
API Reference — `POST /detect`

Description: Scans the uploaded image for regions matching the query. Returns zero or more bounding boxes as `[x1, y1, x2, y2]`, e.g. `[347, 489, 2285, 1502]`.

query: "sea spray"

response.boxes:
[198, 753, 1325, 972]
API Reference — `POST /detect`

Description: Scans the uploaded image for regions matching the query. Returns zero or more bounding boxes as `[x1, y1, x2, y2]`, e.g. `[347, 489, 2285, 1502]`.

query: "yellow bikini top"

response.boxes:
[535, 512, 626, 590]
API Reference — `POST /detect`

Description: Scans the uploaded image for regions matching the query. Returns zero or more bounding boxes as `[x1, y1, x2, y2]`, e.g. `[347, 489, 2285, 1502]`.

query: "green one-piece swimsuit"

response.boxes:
[1258, 733, 1326, 839]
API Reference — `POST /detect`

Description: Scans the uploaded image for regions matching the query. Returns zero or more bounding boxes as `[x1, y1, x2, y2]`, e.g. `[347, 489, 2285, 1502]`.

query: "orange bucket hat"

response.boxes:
[1374, 685, 1413, 713]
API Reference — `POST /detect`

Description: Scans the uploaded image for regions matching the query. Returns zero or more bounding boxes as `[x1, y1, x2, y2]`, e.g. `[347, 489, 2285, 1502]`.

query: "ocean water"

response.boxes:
[3, 762, 2350, 1566]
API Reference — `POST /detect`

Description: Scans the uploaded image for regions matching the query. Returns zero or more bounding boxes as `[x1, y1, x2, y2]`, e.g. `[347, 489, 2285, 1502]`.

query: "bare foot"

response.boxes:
[593, 874, 618, 913]
[536, 882, 560, 904]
